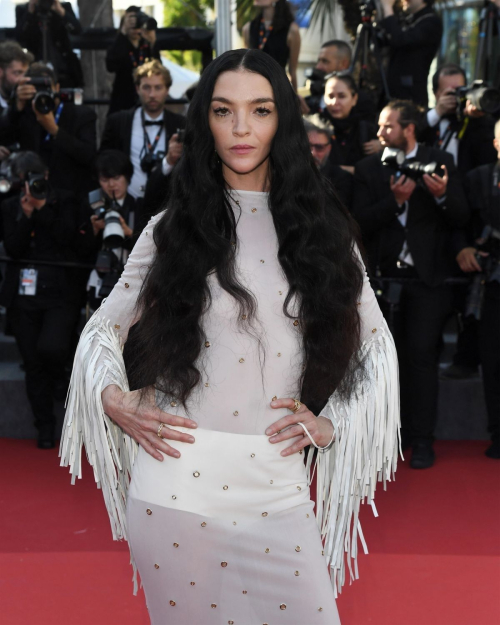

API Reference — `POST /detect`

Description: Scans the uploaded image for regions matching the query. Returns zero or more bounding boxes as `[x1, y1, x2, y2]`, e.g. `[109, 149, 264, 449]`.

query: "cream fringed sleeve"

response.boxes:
[308, 259, 401, 597]
[59, 214, 162, 555]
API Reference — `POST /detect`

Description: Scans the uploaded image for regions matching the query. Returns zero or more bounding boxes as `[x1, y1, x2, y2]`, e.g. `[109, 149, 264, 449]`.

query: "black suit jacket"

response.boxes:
[419, 114, 497, 178]
[8, 102, 97, 199]
[100, 105, 186, 157]
[321, 159, 353, 210]
[106, 34, 161, 115]
[378, 6, 442, 108]
[352, 145, 470, 286]
[15, 2, 83, 87]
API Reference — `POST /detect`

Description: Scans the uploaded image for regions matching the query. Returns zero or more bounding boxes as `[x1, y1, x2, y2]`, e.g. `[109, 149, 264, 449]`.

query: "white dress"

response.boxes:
[60, 190, 400, 625]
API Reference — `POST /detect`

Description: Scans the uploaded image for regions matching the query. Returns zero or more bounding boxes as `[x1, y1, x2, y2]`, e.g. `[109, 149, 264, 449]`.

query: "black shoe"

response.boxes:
[485, 441, 500, 459]
[439, 364, 479, 380]
[410, 442, 435, 469]
[37, 425, 55, 450]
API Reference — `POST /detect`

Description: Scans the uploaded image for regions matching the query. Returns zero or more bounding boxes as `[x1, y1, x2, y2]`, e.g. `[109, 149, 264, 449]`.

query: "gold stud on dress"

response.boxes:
[193, 471, 200, 477]
[318, 607, 323, 612]
[265, 548, 270, 553]
[250, 453, 255, 458]
[242, 590, 248, 594]
[293, 320, 299, 326]
[294, 570, 300, 576]
[295, 546, 301, 552]
[223, 485, 229, 490]
[211, 603, 217, 608]
[169, 600, 175, 606]
[173, 543, 179, 548]
[239, 358, 245, 363]
[170, 401, 177, 407]
[190, 582, 195, 586]
[372, 328, 377, 333]
[262, 512, 268, 517]
[233, 411, 239, 416]
[154, 563, 160, 569]
[280, 604, 287, 610]
[201, 522, 207, 527]
[114, 324, 120, 329]
[124, 283, 129, 288]
[251, 208, 257, 213]
[260, 259, 265, 264]
[297, 486, 302, 491]
[205, 341, 211, 347]
[146, 508, 152, 515]
[172, 495, 177, 500]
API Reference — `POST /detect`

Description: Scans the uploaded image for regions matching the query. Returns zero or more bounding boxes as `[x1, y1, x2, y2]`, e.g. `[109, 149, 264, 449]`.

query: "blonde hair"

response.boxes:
[133, 59, 172, 89]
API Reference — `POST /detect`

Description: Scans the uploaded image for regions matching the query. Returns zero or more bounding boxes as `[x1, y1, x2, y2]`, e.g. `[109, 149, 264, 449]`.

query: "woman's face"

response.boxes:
[209, 69, 278, 185]
[324, 78, 358, 120]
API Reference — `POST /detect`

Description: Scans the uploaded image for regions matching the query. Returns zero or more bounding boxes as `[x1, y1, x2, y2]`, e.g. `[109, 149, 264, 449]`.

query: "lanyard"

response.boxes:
[44, 102, 63, 142]
[258, 17, 273, 50]
[141, 109, 164, 156]
[129, 42, 149, 68]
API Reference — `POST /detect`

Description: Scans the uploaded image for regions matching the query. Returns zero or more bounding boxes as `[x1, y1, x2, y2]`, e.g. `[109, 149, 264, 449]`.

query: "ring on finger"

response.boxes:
[157, 422, 166, 439]
[292, 399, 302, 414]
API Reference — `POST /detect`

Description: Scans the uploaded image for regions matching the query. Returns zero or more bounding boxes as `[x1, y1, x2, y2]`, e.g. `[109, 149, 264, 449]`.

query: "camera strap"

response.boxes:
[141, 109, 164, 156]
[44, 102, 63, 142]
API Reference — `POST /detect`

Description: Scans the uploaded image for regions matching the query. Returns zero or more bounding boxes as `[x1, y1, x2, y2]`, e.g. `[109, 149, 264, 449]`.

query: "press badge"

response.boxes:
[19, 268, 38, 296]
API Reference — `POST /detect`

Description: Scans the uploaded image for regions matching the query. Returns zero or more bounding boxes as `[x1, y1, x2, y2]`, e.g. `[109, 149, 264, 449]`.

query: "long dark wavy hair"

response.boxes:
[125, 49, 365, 412]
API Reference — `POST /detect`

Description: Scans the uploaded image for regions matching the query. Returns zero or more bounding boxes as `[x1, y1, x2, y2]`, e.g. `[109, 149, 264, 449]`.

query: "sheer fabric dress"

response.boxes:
[60, 190, 400, 625]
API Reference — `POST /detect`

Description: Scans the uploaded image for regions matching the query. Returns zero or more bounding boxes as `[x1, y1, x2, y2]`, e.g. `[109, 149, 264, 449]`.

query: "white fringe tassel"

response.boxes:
[58, 310, 140, 592]
[306, 319, 401, 598]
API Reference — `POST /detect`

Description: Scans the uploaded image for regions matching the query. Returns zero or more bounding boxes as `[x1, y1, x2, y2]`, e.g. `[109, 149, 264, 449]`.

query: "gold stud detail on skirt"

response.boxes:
[172, 495, 177, 500]
[205, 382, 209, 387]
[293, 320, 299, 326]
[297, 486, 302, 491]
[280, 604, 287, 610]
[233, 411, 239, 416]
[154, 563, 160, 569]
[170, 401, 177, 407]
[294, 570, 300, 576]
[193, 471, 200, 477]
[228, 621, 234, 624]
[322, 550, 324, 556]
[242, 590, 248, 594]
[242, 314, 247, 320]
[295, 546, 301, 552]
[201, 522, 207, 527]
[223, 485, 229, 490]
[277, 352, 281, 357]
[318, 607, 323, 612]
[306, 514, 310, 518]
[205, 341, 211, 347]
[221, 561, 228, 567]
[124, 283, 129, 288]
[239, 358, 245, 363]
[251, 207, 257, 213]
[262, 512, 268, 517]
[372, 328, 377, 333]
[173, 542, 179, 548]
[260, 259, 265, 263]
[265, 548, 270, 553]
[272, 396, 277, 401]
[169, 600, 175, 606]
[146, 508, 152, 515]
[211, 603, 217, 608]
[250, 453, 255, 458]
[233, 521, 237, 525]
[270, 480, 273, 484]
[114, 324, 120, 329]
[190, 582, 195, 586]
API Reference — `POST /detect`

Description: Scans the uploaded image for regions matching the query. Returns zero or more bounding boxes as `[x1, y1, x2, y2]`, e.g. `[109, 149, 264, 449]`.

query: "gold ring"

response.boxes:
[292, 399, 302, 414]
[157, 423, 165, 439]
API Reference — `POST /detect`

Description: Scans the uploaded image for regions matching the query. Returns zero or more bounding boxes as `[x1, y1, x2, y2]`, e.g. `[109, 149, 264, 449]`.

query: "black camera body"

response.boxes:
[29, 76, 55, 115]
[134, 10, 157, 31]
[26, 172, 48, 200]
[381, 147, 444, 181]
[140, 150, 165, 175]
[455, 80, 500, 118]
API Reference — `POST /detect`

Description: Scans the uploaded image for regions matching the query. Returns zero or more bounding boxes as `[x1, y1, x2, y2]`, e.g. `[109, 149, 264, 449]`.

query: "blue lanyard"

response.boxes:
[44, 102, 63, 142]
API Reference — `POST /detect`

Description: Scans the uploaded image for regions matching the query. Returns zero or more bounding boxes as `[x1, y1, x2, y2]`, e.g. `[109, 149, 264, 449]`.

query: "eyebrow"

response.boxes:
[211, 96, 275, 105]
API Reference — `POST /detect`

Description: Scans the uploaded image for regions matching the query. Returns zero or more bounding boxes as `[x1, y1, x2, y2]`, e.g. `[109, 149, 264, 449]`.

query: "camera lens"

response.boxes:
[33, 92, 55, 115]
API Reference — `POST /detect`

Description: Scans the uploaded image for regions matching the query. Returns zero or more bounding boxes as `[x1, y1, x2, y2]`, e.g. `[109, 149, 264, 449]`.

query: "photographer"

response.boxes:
[6, 62, 96, 199]
[85, 150, 139, 310]
[0, 151, 89, 449]
[454, 121, 500, 459]
[421, 64, 497, 177]
[0, 42, 33, 147]
[15, 0, 83, 88]
[101, 60, 185, 204]
[352, 100, 469, 468]
[378, 0, 442, 107]
[304, 118, 353, 209]
[106, 5, 160, 115]
[320, 72, 379, 174]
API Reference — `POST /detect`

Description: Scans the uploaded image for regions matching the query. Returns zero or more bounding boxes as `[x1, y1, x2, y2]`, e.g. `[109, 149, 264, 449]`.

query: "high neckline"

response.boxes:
[229, 189, 270, 214]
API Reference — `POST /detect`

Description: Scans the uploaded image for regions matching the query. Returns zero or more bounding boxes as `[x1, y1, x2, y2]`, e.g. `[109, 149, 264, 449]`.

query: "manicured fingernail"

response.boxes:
[188, 437, 195, 443]
[281, 450, 287, 456]
[265, 427, 272, 435]
[190, 422, 198, 428]
[174, 452, 180, 458]
[271, 401, 278, 407]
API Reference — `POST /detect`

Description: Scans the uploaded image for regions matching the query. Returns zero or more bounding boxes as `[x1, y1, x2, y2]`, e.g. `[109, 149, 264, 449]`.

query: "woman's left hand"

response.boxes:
[265, 398, 334, 456]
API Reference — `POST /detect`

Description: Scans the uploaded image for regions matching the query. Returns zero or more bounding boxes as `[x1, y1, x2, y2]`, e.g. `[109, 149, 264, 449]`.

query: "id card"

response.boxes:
[19, 268, 38, 296]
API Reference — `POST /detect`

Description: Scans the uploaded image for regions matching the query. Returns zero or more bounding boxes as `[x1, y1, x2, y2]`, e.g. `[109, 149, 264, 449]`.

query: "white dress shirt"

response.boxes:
[128, 108, 166, 199]
[427, 108, 459, 165]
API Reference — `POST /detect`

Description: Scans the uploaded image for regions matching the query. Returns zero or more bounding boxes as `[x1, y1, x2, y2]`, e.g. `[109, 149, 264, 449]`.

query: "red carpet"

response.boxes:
[0, 439, 498, 625]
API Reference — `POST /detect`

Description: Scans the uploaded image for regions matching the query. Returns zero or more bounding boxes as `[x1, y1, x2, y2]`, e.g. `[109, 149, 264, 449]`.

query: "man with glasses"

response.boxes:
[304, 119, 352, 209]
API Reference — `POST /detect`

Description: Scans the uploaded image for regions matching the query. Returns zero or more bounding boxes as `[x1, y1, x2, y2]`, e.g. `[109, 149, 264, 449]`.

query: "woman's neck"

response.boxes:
[222, 160, 270, 192]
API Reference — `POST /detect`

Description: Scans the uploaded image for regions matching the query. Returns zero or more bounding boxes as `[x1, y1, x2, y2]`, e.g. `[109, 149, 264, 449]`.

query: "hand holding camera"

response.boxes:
[28, 0, 65, 16]
[435, 89, 458, 118]
[15, 77, 36, 112]
[422, 164, 448, 198]
[390, 175, 417, 205]
[32, 102, 58, 135]
[456, 247, 489, 273]
[20, 178, 47, 217]
[166, 133, 183, 167]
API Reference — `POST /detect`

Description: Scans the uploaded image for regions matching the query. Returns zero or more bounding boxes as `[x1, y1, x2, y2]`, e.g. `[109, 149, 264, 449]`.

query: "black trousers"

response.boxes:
[381, 279, 454, 443]
[480, 282, 500, 443]
[9, 297, 80, 431]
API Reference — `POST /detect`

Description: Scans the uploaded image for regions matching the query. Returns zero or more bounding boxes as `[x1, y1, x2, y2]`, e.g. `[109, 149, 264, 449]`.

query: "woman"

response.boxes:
[243, 0, 301, 92]
[61, 49, 400, 624]
[321, 72, 381, 174]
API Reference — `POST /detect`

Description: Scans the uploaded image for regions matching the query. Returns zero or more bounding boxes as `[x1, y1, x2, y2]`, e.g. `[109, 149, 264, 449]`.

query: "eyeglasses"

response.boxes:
[309, 143, 330, 152]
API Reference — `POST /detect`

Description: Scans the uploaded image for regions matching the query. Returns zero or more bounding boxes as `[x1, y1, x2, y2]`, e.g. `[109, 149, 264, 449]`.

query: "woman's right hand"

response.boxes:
[102, 385, 198, 461]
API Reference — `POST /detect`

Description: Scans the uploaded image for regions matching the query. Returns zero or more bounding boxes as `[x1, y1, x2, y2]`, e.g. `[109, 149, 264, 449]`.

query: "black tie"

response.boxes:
[144, 120, 162, 126]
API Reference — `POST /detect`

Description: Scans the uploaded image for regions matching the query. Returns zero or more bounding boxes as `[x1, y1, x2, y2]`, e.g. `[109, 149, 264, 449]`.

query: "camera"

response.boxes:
[381, 147, 444, 181]
[176, 128, 185, 143]
[134, 10, 157, 31]
[37, 0, 54, 14]
[25, 172, 48, 200]
[455, 80, 500, 117]
[140, 150, 165, 175]
[88, 188, 125, 249]
[28, 76, 55, 115]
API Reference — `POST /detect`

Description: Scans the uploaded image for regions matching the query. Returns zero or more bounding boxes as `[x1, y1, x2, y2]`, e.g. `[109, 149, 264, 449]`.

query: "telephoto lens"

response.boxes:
[29, 77, 55, 114]
[102, 210, 125, 249]
[26, 172, 48, 200]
